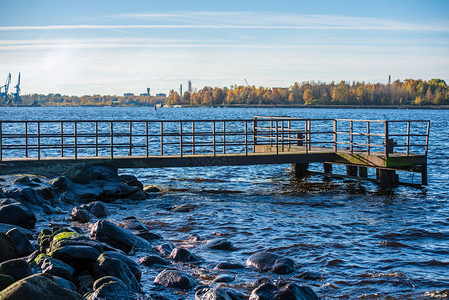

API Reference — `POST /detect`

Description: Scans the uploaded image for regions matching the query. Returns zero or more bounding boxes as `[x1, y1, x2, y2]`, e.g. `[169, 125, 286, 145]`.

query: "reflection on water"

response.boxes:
[1, 106, 449, 299]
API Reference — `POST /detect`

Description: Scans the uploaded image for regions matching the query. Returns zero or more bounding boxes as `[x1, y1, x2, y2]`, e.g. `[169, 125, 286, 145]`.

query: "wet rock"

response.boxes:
[170, 204, 197, 212]
[75, 273, 94, 295]
[0, 198, 20, 206]
[274, 282, 319, 300]
[0, 274, 15, 291]
[2, 186, 45, 205]
[50, 245, 101, 272]
[49, 176, 74, 193]
[83, 201, 110, 218]
[154, 269, 197, 290]
[56, 191, 80, 204]
[170, 247, 200, 263]
[53, 276, 77, 291]
[47, 230, 117, 254]
[87, 276, 136, 300]
[139, 255, 171, 267]
[6, 228, 35, 256]
[0, 273, 83, 300]
[189, 234, 201, 241]
[296, 271, 325, 281]
[215, 262, 245, 270]
[90, 220, 151, 254]
[64, 165, 119, 184]
[94, 253, 140, 292]
[144, 185, 161, 193]
[119, 175, 144, 190]
[119, 216, 162, 241]
[250, 281, 277, 300]
[102, 251, 142, 282]
[213, 274, 235, 283]
[196, 286, 243, 300]
[0, 204, 36, 229]
[206, 239, 237, 251]
[246, 252, 296, 274]
[126, 190, 148, 200]
[0, 233, 19, 263]
[0, 223, 33, 238]
[155, 243, 175, 256]
[0, 258, 32, 281]
[34, 254, 75, 281]
[70, 206, 91, 223]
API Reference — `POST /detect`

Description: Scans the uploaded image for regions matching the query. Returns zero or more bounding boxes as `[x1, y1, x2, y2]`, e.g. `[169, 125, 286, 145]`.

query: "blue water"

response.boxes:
[1, 106, 449, 299]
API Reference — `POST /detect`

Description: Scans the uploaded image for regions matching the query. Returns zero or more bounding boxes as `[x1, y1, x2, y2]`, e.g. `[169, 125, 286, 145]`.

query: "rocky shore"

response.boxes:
[0, 164, 320, 299]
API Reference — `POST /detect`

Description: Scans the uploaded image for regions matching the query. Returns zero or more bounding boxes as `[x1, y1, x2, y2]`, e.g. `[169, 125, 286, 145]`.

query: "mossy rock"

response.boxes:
[0, 274, 15, 291]
[37, 227, 78, 254]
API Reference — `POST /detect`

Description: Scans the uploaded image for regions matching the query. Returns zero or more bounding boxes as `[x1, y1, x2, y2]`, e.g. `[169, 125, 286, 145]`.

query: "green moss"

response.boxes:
[52, 231, 83, 242]
[34, 253, 50, 265]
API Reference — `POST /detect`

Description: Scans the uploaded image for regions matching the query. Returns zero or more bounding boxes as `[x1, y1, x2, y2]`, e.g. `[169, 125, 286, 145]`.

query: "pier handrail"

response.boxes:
[0, 117, 430, 161]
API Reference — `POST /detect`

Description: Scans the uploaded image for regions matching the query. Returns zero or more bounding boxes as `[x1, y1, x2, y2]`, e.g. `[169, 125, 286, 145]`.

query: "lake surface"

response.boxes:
[1, 106, 448, 299]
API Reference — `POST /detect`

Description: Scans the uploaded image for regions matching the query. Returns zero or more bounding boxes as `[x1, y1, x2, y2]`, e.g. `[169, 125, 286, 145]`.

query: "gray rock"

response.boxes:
[1, 187, 45, 205]
[170, 247, 200, 263]
[154, 269, 197, 290]
[94, 254, 140, 292]
[143, 185, 161, 193]
[0, 233, 19, 263]
[139, 255, 171, 267]
[274, 282, 319, 300]
[250, 281, 277, 300]
[87, 276, 136, 300]
[70, 206, 91, 223]
[35, 254, 75, 281]
[0, 204, 36, 229]
[0, 258, 32, 281]
[50, 245, 101, 272]
[0, 223, 33, 238]
[246, 252, 296, 274]
[6, 228, 35, 256]
[64, 165, 119, 184]
[49, 176, 74, 193]
[206, 239, 237, 251]
[215, 262, 245, 270]
[90, 220, 151, 254]
[84, 201, 110, 218]
[213, 274, 234, 283]
[0, 273, 83, 300]
[119, 175, 144, 190]
[53, 276, 77, 291]
[189, 234, 201, 241]
[102, 251, 142, 282]
[196, 286, 243, 300]
[155, 243, 175, 256]
[119, 216, 162, 241]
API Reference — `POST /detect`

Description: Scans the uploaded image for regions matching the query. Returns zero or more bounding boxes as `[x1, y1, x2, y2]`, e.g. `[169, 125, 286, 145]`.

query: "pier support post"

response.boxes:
[376, 168, 398, 187]
[421, 165, 427, 185]
[292, 163, 309, 178]
[323, 163, 333, 174]
[346, 166, 358, 177]
[358, 166, 368, 178]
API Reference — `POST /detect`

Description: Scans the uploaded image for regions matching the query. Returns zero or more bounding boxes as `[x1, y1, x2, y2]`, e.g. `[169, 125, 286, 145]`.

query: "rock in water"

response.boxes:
[274, 282, 319, 300]
[87, 276, 136, 300]
[94, 254, 140, 292]
[34, 254, 75, 281]
[139, 255, 171, 267]
[0, 273, 83, 300]
[214, 262, 245, 270]
[0, 233, 19, 263]
[102, 251, 142, 282]
[195, 286, 243, 300]
[90, 220, 151, 254]
[170, 247, 200, 263]
[246, 252, 296, 274]
[206, 238, 237, 251]
[0, 204, 36, 229]
[50, 245, 101, 273]
[70, 206, 91, 223]
[119, 175, 144, 190]
[0, 258, 32, 281]
[119, 216, 162, 241]
[83, 201, 110, 218]
[154, 269, 197, 290]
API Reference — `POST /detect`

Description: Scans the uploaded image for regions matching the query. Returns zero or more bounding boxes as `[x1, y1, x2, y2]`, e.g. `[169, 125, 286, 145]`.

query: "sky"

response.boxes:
[1, 0, 448, 96]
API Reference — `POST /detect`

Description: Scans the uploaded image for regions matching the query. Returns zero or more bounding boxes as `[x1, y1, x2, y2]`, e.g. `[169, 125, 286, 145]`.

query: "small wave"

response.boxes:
[374, 228, 449, 240]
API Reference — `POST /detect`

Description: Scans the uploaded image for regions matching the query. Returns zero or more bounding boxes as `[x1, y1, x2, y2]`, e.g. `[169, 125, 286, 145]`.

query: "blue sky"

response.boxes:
[1, 0, 448, 96]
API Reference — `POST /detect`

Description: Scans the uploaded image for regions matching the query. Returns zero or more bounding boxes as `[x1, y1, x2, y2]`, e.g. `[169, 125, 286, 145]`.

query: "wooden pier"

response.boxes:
[0, 117, 430, 186]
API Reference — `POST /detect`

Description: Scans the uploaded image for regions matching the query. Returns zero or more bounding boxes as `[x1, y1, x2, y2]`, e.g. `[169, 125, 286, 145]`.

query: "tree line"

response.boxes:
[167, 78, 449, 106]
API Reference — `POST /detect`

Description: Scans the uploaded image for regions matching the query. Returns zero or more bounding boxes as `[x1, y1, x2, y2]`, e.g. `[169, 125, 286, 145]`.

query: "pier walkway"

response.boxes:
[0, 117, 430, 186]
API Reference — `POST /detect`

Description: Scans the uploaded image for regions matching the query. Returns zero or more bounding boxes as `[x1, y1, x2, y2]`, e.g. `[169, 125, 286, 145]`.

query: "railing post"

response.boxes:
[25, 122, 28, 158]
[367, 121, 370, 155]
[406, 121, 410, 156]
[305, 120, 308, 154]
[110, 121, 114, 159]
[270, 120, 274, 146]
[223, 121, 226, 154]
[275, 120, 279, 154]
[333, 120, 337, 152]
[213, 121, 216, 156]
[288, 120, 291, 149]
[350, 120, 353, 154]
[0, 122, 2, 162]
[145, 121, 149, 158]
[95, 121, 98, 157]
[384, 121, 389, 158]
[307, 119, 311, 151]
[160, 121, 163, 156]
[128, 121, 132, 156]
[192, 121, 195, 155]
[37, 122, 41, 160]
[281, 120, 285, 152]
[245, 121, 248, 155]
[179, 121, 183, 157]
[253, 118, 257, 153]
[425, 121, 430, 156]
[74, 121, 78, 160]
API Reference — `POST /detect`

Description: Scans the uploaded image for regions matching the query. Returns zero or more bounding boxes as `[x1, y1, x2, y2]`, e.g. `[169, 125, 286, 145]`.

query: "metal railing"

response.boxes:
[0, 117, 430, 161]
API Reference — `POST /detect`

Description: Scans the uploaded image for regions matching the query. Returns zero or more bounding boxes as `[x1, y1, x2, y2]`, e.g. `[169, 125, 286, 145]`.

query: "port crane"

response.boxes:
[0, 73, 11, 104]
[14, 72, 22, 105]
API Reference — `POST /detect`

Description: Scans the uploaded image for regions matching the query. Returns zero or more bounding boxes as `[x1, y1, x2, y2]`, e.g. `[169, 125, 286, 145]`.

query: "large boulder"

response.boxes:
[195, 286, 243, 300]
[1, 187, 45, 206]
[102, 251, 141, 282]
[0, 204, 36, 229]
[64, 165, 119, 184]
[0, 233, 19, 263]
[119, 216, 162, 241]
[90, 220, 151, 254]
[0, 259, 32, 281]
[86, 276, 136, 300]
[93, 254, 140, 292]
[43, 229, 117, 254]
[6, 228, 35, 256]
[0, 274, 15, 291]
[34, 254, 75, 281]
[154, 269, 197, 290]
[50, 245, 101, 273]
[0, 273, 83, 300]
[246, 252, 296, 274]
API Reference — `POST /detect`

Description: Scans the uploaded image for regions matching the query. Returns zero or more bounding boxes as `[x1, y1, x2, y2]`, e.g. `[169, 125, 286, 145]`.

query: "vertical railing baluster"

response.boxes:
[213, 121, 216, 156]
[253, 118, 257, 153]
[367, 121, 370, 155]
[223, 121, 226, 154]
[95, 122, 98, 157]
[74, 121, 78, 159]
[275, 121, 279, 154]
[110, 121, 114, 159]
[0, 122, 2, 161]
[179, 121, 183, 157]
[160, 121, 163, 156]
[245, 121, 248, 155]
[146, 121, 149, 158]
[333, 120, 337, 152]
[350, 121, 353, 154]
[37, 122, 41, 160]
[288, 120, 291, 149]
[425, 121, 430, 156]
[25, 122, 28, 158]
[305, 120, 308, 154]
[192, 121, 195, 155]
[384, 121, 389, 158]
[128, 121, 132, 156]
[281, 120, 284, 152]
[406, 121, 410, 156]
[61, 122, 64, 157]
[270, 120, 274, 146]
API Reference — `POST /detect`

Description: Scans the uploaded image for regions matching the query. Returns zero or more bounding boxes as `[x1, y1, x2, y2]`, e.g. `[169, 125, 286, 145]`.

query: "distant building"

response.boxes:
[140, 93, 150, 96]
[156, 93, 166, 97]
[124, 93, 134, 97]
